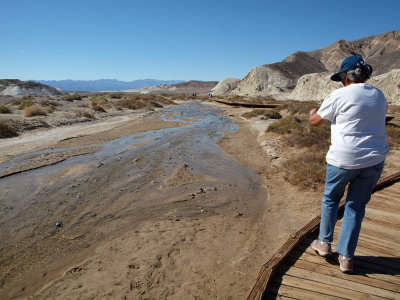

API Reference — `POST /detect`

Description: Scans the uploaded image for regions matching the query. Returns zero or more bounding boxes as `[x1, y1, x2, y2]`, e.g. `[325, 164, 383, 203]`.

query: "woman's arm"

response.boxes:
[309, 108, 325, 127]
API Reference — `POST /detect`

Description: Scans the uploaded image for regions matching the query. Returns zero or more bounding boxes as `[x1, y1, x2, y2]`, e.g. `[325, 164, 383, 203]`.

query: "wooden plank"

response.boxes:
[282, 256, 400, 296]
[280, 265, 400, 299]
[266, 282, 344, 300]
[368, 198, 400, 211]
[360, 222, 400, 243]
[274, 273, 378, 300]
[366, 207, 400, 220]
[290, 249, 400, 286]
[362, 212, 400, 227]
[363, 216, 399, 230]
[212, 99, 280, 108]
[302, 236, 400, 269]
[248, 176, 400, 299]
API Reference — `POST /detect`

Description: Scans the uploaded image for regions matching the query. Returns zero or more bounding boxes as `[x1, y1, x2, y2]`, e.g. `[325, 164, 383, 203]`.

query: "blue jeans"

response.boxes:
[318, 161, 384, 258]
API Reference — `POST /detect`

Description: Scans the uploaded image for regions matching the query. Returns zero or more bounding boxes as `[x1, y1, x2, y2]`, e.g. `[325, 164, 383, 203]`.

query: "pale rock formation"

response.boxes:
[211, 78, 240, 96]
[0, 80, 67, 96]
[290, 72, 341, 101]
[368, 69, 400, 105]
[290, 69, 400, 105]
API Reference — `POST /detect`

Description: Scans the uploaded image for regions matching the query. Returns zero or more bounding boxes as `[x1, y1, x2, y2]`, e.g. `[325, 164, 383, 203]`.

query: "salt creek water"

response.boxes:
[0, 102, 267, 294]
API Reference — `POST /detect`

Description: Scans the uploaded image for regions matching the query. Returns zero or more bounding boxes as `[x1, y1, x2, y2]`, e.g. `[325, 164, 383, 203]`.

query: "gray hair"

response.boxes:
[346, 62, 373, 83]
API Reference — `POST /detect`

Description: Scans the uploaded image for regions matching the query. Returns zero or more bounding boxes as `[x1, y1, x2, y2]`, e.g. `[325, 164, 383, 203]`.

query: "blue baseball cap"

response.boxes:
[330, 56, 365, 81]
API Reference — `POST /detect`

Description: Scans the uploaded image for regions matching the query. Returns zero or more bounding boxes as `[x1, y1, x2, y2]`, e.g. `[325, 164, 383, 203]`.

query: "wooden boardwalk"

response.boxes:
[248, 173, 400, 300]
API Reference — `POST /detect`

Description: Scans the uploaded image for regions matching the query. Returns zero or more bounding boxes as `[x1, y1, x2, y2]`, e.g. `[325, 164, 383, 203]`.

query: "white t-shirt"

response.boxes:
[317, 83, 389, 169]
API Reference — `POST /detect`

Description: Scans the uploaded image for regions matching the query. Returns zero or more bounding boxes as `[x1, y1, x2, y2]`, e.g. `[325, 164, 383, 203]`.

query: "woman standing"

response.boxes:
[309, 56, 389, 273]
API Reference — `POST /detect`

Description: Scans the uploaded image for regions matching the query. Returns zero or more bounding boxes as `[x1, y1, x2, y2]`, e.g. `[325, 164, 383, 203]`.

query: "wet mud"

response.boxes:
[0, 102, 268, 297]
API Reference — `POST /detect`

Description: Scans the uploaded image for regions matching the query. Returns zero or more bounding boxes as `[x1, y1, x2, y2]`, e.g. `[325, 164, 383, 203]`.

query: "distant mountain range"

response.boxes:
[35, 79, 184, 92]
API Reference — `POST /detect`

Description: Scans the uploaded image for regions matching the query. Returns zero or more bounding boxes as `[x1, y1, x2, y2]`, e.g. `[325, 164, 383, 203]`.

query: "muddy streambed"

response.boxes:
[0, 102, 268, 297]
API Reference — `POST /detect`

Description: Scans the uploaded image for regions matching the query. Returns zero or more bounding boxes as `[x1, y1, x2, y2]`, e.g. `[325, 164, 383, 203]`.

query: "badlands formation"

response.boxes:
[214, 30, 400, 104]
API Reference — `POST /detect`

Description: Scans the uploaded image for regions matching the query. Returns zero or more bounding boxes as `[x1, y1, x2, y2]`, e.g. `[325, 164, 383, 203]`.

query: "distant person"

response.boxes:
[309, 56, 389, 273]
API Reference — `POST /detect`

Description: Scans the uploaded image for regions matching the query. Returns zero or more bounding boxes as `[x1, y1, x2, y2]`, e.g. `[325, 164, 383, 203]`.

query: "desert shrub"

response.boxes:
[0, 104, 11, 114]
[41, 100, 61, 107]
[0, 121, 18, 138]
[115, 99, 147, 110]
[42, 106, 56, 114]
[18, 99, 35, 110]
[276, 100, 320, 116]
[23, 105, 47, 117]
[266, 116, 303, 134]
[282, 148, 327, 190]
[90, 96, 108, 106]
[90, 96, 109, 112]
[110, 93, 123, 99]
[285, 122, 331, 149]
[92, 105, 106, 112]
[242, 109, 282, 119]
[83, 111, 94, 118]
[267, 116, 331, 190]
[386, 125, 400, 149]
[64, 93, 82, 101]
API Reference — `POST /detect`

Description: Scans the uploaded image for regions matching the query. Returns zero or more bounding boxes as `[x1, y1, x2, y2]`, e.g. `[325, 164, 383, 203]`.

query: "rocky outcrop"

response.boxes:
[231, 30, 400, 97]
[232, 52, 327, 96]
[211, 78, 240, 96]
[0, 80, 67, 96]
[290, 72, 341, 101]
[290, 69, 400, 105]
[368, 69, 400, 105]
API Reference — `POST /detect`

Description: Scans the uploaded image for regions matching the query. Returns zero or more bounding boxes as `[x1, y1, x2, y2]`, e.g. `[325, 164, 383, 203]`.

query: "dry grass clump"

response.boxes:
[386, 125, 400, 149]
[113, 94, 175, 110]
[75, 110, 95, 119]
[18, 99, 35, 110]
[242, 109, 282, 119]
[0, 104, 11, 114]
[115, 98, 148, 110]
[0, 121, 18, 138]
[64, 93, 82, 101]
[267, 115, 331, 190]
[23, 105, 47, 117]
[282, 149, 327, 190]
[90, 96, 109, 112]
[266, 116, 303, 134]
[276, 100, 320, 116]
[110, 93, 123, 99]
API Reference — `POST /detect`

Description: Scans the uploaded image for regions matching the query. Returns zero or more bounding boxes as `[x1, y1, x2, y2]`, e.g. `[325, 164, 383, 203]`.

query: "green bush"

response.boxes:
[0, 104, 11, 114]
[18, 99, 35, 110]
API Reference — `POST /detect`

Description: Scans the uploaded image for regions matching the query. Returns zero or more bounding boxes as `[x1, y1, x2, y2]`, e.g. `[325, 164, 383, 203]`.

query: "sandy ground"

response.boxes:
[1, 99, 397, 299]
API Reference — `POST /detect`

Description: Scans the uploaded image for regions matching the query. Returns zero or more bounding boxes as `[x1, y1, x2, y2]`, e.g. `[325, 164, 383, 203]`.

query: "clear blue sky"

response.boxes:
[1, 0, 399, 82]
